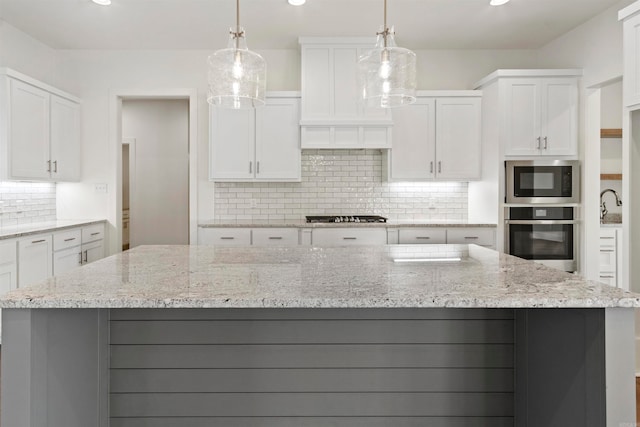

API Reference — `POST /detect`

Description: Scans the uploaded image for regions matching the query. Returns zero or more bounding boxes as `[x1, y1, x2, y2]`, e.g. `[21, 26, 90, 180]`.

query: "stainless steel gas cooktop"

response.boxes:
[305, 215, 387, 223]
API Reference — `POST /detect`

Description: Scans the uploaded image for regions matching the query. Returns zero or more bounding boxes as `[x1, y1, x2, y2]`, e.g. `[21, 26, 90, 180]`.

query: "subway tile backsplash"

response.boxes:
[0, 181, 57, 227]
[214, 150, 468, 223]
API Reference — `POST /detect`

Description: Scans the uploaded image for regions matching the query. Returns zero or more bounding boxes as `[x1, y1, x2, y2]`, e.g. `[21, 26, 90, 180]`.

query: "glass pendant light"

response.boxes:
[207, 0, 267, 108]
[358, 0, 416, 108]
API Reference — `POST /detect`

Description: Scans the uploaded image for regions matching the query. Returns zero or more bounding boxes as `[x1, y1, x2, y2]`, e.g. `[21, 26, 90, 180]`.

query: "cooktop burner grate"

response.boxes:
[305, 215, 388, 223]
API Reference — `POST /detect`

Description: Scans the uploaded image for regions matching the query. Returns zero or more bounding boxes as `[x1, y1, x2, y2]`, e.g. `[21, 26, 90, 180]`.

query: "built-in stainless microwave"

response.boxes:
[505, 160, 580, 204]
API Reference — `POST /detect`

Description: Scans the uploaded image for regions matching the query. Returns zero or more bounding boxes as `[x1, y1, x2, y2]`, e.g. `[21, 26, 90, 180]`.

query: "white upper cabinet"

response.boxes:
[255, 97, 301, 180]
[503, 77, 578, 157]
[387, 97, 436, 180]
[386, 93, 482, 181]
[435, 97, 482, 179]
[620, 3, 640, 107]
[50, 94, 81, 181]
[209, 93, 301, 182]
[299, 37, 393, 149]
[210, 107, 255, 180]
[0, 68, 82, 182]
[7, 79, 51, 180]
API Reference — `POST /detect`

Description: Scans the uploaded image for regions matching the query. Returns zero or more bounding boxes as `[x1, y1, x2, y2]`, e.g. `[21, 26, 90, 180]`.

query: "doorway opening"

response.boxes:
[120, 99, 190, 249]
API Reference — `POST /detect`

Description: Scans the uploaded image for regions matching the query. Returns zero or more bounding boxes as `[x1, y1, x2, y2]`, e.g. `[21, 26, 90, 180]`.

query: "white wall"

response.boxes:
[0, 20, 68, 91]
[536, 0, 634, 88]
[122, 99, 189, 246]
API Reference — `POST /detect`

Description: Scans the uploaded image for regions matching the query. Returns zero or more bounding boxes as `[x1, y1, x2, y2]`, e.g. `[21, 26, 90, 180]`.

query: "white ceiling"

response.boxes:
[0, 0, 629, 50]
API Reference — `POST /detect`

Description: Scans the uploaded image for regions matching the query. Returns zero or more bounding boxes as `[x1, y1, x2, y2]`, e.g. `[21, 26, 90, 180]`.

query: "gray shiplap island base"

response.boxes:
[0, 244, 637, 427]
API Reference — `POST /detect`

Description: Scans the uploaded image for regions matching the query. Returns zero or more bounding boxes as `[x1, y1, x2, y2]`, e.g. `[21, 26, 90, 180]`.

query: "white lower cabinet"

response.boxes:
[599, 228, 623, 289]
[252, 228, 299, 246]
[199, 228, 252, 246]
[0, 240, 17, 295]
[54, 246, 83, 275]
[312, 228, 387, 246]
[18, 233, 53, 288]
[399, 228, 447, 244]
[446, 228, 495, 248]
[81, 223, 105, 264]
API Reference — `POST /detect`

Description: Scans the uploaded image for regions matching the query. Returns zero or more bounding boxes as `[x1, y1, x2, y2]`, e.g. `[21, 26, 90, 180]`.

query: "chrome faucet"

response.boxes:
[600, 188, 622, 221]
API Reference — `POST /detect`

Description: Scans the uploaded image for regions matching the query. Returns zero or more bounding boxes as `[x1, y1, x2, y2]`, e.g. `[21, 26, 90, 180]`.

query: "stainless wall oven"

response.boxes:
[506, 160, 580, 204]
[505, 206, 577, 272]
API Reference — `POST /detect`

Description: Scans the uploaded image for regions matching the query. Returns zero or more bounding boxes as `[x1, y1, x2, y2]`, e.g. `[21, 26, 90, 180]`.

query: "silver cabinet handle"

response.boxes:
[600, 237, 615, 240]
[64, 237, 76, 242]
[416, 236, 431, 240]
[464, 236, 479, 240]
[53, 160, 58, 173]
[600, 249, 614, 253]
[83, 250, 88, 263]
[543, 137, 548, 150]
[32, 239, 46, 244]
[249, 161, 252, 174]
[600, 275, 615, 279]
[430, 161, 434, 174]
[438, 161, 442, 174]
[268, 237, 283, 240]
[257, 161, 260, 174]
[47, 160, 51, 173]
[220, 237, 235, 240]
[536, 137, 541, 150]
[343, 237, 357, 240]
[78, 252, 83, 265]
[91, 232, 100, 236]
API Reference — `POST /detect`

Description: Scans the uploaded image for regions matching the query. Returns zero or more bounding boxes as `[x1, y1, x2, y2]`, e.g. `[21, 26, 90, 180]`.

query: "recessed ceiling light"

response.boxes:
[92, 0, 111, 5]
[489, 0, 510, 5]
[288, 0, 306, 5]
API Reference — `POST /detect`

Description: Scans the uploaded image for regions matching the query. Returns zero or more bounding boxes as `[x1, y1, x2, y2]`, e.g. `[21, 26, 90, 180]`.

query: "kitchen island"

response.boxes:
[1, 244, 638, 426]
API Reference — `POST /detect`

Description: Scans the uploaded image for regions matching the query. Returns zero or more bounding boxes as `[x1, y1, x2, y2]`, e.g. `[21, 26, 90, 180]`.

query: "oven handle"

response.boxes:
[505, 220, 577, 225]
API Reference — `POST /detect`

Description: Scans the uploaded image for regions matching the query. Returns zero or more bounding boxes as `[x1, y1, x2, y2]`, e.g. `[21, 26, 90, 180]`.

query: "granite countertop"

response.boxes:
[199, 221, 497, 228]
[2, 244, 638, 309]
[0, 219, 107, 240]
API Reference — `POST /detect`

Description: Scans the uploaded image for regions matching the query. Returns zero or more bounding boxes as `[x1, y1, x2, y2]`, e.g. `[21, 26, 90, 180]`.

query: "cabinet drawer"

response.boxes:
[598, 273, 616, 287]
[252, 228, 299, 246]
[0, 240, 17, 265]
[82, 224, 105, 243]
[312, 228, 387, 246]
[198, 228, 251, 246]
[53, 229, 82, 251]
[446, 228, 495, 247]
[398, 228, 446, 244]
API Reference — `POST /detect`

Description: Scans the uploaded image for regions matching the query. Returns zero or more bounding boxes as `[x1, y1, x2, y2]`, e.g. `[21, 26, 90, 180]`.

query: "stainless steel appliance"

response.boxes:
[505, 206, 577, 272]
[506, 160, 580, 204]
[306, 215, 387, 223]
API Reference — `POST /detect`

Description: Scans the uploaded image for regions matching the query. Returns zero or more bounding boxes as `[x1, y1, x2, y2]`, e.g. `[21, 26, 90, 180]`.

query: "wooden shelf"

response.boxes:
[601, 173, 622, 180]
[601, 128, 622, 138]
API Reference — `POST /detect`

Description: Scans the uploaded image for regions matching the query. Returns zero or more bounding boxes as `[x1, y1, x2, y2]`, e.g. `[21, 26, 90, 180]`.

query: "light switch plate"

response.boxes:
[94, 183, 108, 194]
